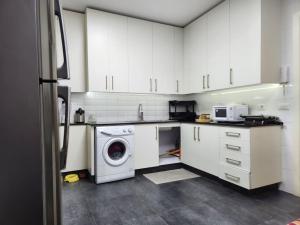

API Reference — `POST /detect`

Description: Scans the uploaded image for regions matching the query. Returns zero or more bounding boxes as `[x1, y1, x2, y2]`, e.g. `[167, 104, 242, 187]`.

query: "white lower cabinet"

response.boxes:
[181, 124, 219, 176]
[60, 126, 87, 172]
[134, 125, 159, 169]
[181, 124, 281, 189]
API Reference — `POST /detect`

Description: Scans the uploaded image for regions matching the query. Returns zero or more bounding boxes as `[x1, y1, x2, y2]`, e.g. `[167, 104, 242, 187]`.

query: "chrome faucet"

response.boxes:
[138, 104, 144, 121]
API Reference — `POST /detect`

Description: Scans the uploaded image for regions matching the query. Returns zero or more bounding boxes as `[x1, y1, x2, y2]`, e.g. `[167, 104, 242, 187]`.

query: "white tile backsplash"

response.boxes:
[69, 92, 185, 123]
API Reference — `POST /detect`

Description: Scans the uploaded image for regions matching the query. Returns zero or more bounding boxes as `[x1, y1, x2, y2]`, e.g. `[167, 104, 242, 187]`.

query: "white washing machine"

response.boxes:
[95, 126, 135, 184]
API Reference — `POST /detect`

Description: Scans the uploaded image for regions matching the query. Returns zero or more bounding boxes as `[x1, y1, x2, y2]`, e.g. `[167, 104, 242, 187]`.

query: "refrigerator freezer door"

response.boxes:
[41, 83, 62, 225]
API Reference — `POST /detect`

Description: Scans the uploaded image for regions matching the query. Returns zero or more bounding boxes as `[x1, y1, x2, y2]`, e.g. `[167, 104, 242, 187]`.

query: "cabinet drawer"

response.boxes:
[220, 127, 250, 142]
[220, 150, 250, 171]
[220, 139, 250, 154]
[219, 164, 250, 189]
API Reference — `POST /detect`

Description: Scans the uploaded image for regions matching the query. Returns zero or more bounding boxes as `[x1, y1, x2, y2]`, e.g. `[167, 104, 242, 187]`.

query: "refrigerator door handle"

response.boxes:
[55, 0, 70, 80]
[58, 86, 70, 170]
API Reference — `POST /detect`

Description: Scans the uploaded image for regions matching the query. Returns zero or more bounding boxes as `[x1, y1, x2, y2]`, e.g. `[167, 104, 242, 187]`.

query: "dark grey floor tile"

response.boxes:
[122, 215, 168, 225]
[62, 175, 300, 225]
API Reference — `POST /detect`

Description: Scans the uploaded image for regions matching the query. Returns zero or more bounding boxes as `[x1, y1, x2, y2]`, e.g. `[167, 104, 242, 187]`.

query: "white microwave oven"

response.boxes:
[212, 105, 249, 122]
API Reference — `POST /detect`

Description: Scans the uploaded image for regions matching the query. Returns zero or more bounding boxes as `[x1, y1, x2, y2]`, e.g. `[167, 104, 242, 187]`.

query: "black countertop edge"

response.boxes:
[86, 120, 180, 126]
[182, 121, 283, 128]
[62, 120, 283, 128]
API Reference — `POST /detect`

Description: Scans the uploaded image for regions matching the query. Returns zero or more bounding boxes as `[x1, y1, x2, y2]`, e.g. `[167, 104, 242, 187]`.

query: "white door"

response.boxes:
[181, 124, 199, 168]
[207, 0, 230, 91]
[108, 14, 129, 92]
[60, 126, 87, 172]
[174, 27, 184, 94]
[153, 23, 175, 94]
[86, 9, 110, 92]
[134, 125, 159, 169]
[128, 18, 153, 93]
[230, 0, 261, 87]
[197, 126, 220, 176]
[184, 16, 207, 94]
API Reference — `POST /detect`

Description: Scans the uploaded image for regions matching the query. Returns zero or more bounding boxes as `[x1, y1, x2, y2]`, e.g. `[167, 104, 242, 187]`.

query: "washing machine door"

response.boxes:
[103, 138, 131, 166]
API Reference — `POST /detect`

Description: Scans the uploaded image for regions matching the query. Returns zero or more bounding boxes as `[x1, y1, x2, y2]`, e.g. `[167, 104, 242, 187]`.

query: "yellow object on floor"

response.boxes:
[64, 174, 79, 183]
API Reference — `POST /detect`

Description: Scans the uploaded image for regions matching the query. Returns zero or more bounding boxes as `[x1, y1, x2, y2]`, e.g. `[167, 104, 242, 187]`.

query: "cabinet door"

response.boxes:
[56, 11, 86, 92]
[197, 126, 220, 176]
[230, 0, 261, 87]
[181, 124, 199, 168]
[184, 16, 207, 94]
[60, 126, 87, 172]
[86, 9, 110, 92]
[128, 18, 153, 93]
[174, 28, 184, 94]
[207, 1, 230, 91]
[153, 24, 175, 94]
[108, 14, 129, 92]
[134, 125, 159, 169]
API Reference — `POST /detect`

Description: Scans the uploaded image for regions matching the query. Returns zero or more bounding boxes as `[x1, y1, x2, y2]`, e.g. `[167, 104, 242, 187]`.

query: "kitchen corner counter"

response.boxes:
[182, 121, 283, 128]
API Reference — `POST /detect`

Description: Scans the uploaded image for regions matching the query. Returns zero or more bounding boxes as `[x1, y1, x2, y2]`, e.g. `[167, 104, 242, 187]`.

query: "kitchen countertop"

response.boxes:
[182, 121, 283, 128]
[63, 120, 283, 127]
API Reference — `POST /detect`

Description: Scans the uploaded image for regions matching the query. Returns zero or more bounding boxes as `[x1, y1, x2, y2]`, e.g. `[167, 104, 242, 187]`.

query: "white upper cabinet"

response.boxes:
[229, 0, 280, 87]
[184, 15, 207, 94]
[183, 0, 280, 93]
[56, 10, 86, 92]
[86, 9, 110, 92]
[108, 14, 129, 93]
[86, 9, 128, 92]
[207, 0, 230, 91]
[229, 0, 261, 87]
[128, 18, 153, 93]
[174, 27, 184, 94]
[153, 24, 175, 94]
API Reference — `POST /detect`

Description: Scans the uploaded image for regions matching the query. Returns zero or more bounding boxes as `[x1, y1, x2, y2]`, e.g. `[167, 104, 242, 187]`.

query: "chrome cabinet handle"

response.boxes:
[207, 74, 210, 89]
[230, 68, 233, 85]
[155, 126, 158, 140]
[225, 173, 240, 183]
[197, 127, 200, 142]
[150, 78, 152, 92]
[226, 158, 242, 166]
[194, 127, 196, 141]
[105, 76, 108, 90]
[226, 144, 241, 151]
[226, 132, 241, 137]
[176, 80, 179, 93]
[155, 79, 158, 92]
[203, 75, 205, 89]
[112, 76, 114, 91]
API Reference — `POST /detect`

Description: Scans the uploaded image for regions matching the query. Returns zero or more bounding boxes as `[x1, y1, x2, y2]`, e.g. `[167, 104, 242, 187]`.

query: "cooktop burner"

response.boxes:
[241, 115, 283, 126]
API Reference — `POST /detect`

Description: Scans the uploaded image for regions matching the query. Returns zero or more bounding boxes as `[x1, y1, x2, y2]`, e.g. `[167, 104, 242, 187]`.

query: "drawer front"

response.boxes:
[220, 139, 250, 154]
[220, 127, 250, 142]
[219, 164, 250, 189]
[220, 150, 250, 171]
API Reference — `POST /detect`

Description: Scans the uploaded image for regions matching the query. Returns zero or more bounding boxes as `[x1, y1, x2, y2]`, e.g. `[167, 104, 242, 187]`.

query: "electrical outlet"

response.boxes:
[278, 103, 290, 110]
[257, 104, 265, 111]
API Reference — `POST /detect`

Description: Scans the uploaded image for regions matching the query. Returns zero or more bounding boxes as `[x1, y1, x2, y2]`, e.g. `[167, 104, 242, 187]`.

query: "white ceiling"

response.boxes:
[61, 0, 223, 27]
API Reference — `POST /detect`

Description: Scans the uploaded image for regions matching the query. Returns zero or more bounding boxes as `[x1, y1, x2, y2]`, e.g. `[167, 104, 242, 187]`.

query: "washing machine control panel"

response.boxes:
[97, 126, 135, 137]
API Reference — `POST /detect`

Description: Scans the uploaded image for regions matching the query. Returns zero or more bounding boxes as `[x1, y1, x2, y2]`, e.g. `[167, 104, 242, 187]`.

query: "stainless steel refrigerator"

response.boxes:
[0, 0, 70, 225]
